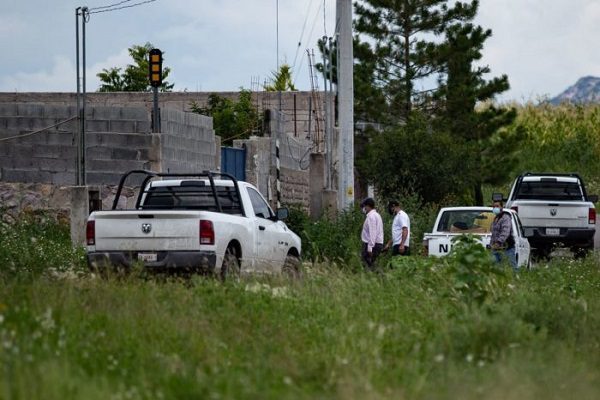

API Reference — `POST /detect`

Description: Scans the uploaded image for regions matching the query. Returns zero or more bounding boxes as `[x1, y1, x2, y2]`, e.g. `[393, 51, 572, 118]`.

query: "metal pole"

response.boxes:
[336, 0, 354, 209]
[75, 7, 81, 186]
[276, 0, 279, 71]
[321, 37, 330, 187]
[327, 36, 335, 190]
[153, 86, 159, 132]
[81, 6, 88, 186]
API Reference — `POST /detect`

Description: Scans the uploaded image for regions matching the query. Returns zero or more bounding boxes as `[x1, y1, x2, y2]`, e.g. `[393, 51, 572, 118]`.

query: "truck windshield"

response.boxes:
[515, 181, 583, 201]
[141, 185, 243, 214]
[437, 210, 494, 233]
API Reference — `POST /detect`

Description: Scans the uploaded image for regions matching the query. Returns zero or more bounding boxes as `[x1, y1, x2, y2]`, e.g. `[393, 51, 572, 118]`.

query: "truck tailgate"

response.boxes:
[92, 211, 203, 251]
[516, 202, 590, 228]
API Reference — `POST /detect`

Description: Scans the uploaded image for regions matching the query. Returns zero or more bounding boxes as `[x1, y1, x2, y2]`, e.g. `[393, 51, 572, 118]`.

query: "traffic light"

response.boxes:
[148, 48, 163, 87]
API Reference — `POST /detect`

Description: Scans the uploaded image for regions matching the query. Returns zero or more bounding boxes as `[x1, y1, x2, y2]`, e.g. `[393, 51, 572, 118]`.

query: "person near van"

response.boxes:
[383, 200, 411, 256]
[360, 197, 384, 271]
[490, 199, 517, 269]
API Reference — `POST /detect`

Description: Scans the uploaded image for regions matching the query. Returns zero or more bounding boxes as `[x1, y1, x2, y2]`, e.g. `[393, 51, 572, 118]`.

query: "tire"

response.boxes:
[282, 254, 302, 280]
[220, 246, 241, 282]
[572, 246, 590, 259]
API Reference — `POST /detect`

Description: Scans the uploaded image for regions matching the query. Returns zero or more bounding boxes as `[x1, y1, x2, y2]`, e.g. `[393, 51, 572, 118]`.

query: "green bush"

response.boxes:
[0, 211, 86, 279]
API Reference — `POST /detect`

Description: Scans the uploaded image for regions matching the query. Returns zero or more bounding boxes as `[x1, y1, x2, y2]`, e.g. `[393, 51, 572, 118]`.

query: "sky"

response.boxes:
[1, 0, 600, 102]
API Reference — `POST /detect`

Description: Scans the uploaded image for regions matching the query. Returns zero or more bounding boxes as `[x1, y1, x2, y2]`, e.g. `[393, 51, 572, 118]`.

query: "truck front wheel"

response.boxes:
[282, 254, 302, 280]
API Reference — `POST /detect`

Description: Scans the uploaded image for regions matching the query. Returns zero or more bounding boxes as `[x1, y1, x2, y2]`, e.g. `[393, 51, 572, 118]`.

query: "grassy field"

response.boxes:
[1, 216, 600, 399]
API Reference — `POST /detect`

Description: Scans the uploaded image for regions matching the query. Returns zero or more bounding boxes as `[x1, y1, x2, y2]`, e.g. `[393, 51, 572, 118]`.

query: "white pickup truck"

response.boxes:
[500, 173, 597, 257]
[86, 170, 302, 279]
[422, 207, 531, 268]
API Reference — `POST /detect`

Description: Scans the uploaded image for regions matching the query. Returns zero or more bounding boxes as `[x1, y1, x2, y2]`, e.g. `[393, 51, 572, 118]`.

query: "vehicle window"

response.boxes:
[437, 210, 494, 233]
[515, 181, 583, 201]
[247, 188, 273, 219]
[142, 185, 243, 214]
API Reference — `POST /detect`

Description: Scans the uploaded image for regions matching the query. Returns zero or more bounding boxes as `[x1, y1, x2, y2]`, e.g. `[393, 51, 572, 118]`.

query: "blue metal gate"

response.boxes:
[220, 146, 246, 181]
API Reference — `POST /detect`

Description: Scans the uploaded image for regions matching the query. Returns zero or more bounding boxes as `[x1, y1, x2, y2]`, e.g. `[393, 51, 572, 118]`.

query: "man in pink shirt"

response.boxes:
[360, 197, 384, 271]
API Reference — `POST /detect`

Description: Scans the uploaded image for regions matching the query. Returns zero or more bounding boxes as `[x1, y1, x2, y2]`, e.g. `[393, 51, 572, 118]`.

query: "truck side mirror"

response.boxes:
[276, 207, 289, 221]
[492, 193, 504, 202]
[588, 194, 598, 203]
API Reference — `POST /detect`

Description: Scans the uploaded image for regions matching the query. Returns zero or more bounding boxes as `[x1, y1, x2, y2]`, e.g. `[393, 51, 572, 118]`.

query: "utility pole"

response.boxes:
[75, 6, 88, 186]
[321, 37, 331, 188]
[336, 0, 354, 209]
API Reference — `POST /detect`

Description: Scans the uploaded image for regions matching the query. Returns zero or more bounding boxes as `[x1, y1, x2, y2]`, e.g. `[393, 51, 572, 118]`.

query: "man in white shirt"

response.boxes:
[360, 197, 384, 270]
[384, 200, 411, 256]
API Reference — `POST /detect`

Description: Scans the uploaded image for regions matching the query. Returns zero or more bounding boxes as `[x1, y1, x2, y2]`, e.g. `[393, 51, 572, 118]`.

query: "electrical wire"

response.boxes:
[88, 0, 157, 14]
[291, 0, 315, 72]
[293, 1, 324, 86]
[88, 0, 135, 11]
[0, 116, 78, 143]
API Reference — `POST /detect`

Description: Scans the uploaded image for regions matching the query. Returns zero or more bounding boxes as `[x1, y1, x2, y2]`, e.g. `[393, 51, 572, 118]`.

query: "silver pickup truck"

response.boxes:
[498, 173, 597, 258]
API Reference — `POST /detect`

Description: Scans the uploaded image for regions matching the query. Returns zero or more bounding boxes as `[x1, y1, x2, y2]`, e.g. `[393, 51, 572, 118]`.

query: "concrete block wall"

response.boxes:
[0, 92, 326, 145]
[0, 103, 154, 186]
[235, 134, 311, 210]
[160, 108, 217, 173]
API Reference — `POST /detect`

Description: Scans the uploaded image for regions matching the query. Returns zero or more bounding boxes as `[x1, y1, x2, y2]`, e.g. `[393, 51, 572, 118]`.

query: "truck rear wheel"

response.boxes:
[221, 246, 241, 282]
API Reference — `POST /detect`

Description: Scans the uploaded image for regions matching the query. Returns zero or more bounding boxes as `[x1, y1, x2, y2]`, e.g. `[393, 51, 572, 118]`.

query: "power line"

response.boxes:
[88, 0, 135, 11]
[293, 1, 324, 86]
[291, 0, 315, 72]
[88, 0, 157, 14]
[0, 116, 78, 143]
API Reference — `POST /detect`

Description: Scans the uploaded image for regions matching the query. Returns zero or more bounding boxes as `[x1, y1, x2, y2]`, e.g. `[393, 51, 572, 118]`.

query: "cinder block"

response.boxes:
[135, 120, 151, 133]
[86, 172, 124, 186]
[38, 157, 72, 172]
[89, 107, 122, 120]
[111, 148, 141, 160]
[44, 105, 75, 119]
[120, 107, 148, 121]
[51, 171, 76, 186]
[2, 169, 53, 183]
[88, 158, 147, 173]
[46, 132, 75, 146]
[86, 120, 110, 132]
[0, 156, 14, 168]
[17, 104, 45, 117]
[0, 103, 18, 116]
[109, 120, 136, 133]
[86, 146, 113, 160]
[126, 134, 152, 148]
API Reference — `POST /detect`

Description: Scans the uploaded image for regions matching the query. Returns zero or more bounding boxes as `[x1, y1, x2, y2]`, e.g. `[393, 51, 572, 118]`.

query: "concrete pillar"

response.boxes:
[309, 153, 325, 219]
[70, 186, 89, 247]
[214, 135, 222, 171]
[323, 190, 338, 219]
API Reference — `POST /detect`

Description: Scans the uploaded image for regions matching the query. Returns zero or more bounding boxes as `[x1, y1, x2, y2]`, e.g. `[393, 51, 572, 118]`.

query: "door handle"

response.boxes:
[259, 226, 266, 231]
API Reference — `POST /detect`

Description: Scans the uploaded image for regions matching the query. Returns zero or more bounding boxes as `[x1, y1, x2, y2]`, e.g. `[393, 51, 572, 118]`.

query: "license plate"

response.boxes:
[546, 228, 560, 236]
[137, 253, 157, 262]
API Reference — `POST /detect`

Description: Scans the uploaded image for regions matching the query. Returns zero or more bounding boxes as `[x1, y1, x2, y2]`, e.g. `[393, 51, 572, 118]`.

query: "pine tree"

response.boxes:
[436, 20, 524, 205]
[354, 0, 478, 122]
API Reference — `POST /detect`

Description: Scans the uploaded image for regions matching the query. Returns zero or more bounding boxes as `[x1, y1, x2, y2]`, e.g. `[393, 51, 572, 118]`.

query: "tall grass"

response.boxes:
[1, 216, 600, 399]
[510, 102, 600, 194]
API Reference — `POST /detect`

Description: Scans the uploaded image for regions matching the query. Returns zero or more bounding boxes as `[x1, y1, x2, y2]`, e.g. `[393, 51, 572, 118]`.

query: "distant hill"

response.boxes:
[550, 76, 600, 105]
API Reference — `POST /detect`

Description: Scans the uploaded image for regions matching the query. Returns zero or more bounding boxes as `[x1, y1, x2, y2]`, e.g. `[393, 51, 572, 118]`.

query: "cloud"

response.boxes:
[0, 56, 75, 92]
[476, 0, 600, 101]
[0, 48, 131, 92]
